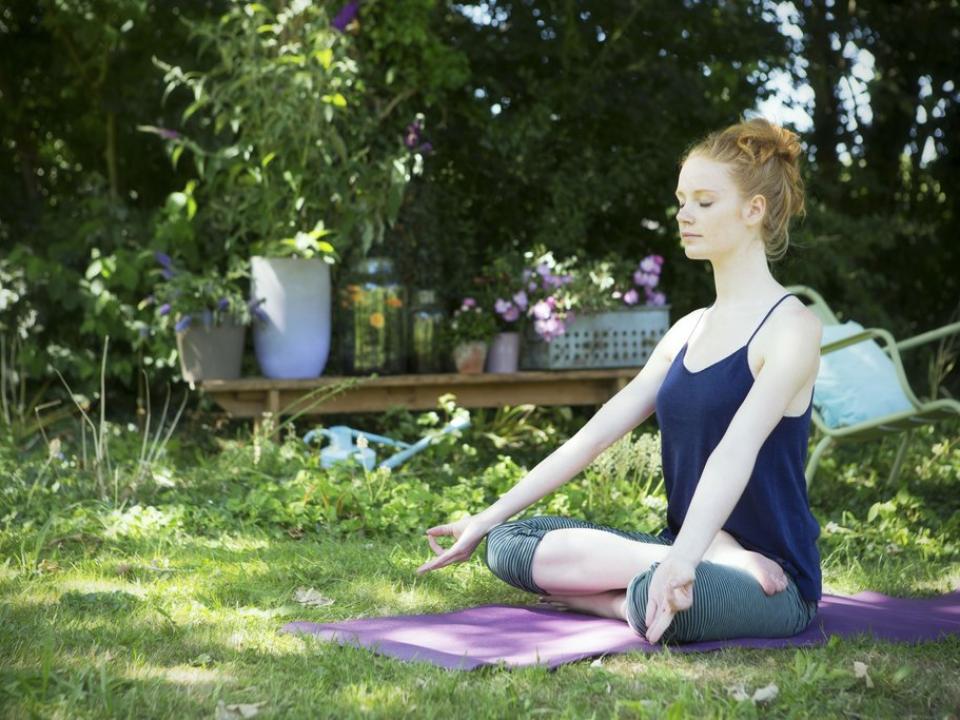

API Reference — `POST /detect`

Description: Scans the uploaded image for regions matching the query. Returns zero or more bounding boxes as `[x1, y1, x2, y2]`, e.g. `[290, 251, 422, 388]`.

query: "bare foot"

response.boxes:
[705, 531, 789, 596]
[537, 590, 628, 621]
[731, 550, 789, 595]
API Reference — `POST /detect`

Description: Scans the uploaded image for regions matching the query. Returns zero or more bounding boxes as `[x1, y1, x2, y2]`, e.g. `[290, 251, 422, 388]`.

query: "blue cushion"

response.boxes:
[813, 321, 914, 429]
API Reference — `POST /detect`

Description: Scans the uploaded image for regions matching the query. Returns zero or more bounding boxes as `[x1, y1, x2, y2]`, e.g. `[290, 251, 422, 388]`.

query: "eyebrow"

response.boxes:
[675, 188, 719, 197]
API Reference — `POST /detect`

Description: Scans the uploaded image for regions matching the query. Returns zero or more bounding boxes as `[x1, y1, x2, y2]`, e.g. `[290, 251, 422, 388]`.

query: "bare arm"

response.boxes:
[667, 310, 821, 564]
[476, 312, 700, 526]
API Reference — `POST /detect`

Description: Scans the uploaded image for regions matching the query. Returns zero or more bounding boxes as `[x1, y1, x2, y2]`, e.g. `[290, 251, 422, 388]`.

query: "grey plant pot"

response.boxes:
[176, 323, 246, 384]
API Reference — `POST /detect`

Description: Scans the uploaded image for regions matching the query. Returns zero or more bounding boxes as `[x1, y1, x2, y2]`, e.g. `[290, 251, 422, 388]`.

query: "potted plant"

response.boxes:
[477, 254, 530, 373]
[447, 297, 498, 374]
[519, 248, 670, 370]
[144, 252, 259, 387]
[145, 2, 426, 378]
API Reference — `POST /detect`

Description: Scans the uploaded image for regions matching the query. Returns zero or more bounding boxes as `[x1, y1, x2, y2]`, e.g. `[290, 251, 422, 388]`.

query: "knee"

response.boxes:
[483, 519, 552, 594]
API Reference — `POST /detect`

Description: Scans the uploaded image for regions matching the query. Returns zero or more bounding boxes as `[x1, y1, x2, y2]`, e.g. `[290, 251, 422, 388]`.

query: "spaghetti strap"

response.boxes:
[745, 293, 795, 347]
[684, 304, 714, 346]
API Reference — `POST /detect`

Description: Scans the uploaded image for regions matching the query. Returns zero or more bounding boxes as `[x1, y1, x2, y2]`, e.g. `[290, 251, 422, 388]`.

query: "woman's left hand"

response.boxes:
[644, 555, 697, 643]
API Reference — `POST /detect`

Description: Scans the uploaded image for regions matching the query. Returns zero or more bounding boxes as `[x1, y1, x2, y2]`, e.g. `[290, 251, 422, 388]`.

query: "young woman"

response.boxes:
[416, 117, 822, 645]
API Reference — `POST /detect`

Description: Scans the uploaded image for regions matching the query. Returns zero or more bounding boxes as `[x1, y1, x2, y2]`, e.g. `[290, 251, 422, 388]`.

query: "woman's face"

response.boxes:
[674, 154, 762, 260]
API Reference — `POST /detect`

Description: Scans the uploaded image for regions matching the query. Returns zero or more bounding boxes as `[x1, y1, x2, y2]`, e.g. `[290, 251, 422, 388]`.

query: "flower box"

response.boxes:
[520, 306, 671, 370]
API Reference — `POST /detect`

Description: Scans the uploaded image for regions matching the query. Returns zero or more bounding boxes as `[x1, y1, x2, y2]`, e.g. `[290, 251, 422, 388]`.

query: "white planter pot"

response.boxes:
[176, 322, 246, 385]
[251, 256, 332, 379]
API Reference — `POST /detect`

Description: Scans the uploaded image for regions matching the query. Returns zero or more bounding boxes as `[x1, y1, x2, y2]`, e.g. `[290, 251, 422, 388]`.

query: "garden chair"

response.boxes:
[785, 285, 960, 488]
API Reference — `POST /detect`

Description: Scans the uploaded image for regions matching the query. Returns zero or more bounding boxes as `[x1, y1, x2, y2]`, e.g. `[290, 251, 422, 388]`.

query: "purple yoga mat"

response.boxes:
[280, 589, 960, 670]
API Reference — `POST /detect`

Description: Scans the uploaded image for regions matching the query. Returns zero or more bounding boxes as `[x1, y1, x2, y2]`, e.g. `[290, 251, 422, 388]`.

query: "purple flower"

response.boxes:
[404, 126, 420, 149]
[528, 281, 538, 292]
[331, 0, 360, 31]
[494, 298, 512, 315]
[531, 300, 551, 320]
[174, 315, 192, 332]
[217, 297, 230, 311]
[158, 303, 172, 316]
[154, 251, 173, 269]
[415, 141, 433, 155]
[522, 269, 532, 282]
[512, 290, 528, 311]
[462, 297, 477, 309]
[640, 256, 661, 273]
[646, 289, 666, 306]
[633, 270, 659, 288]
[623, 288, 640, 305]
[161, 268, 175, 280]
[156, 128, 180, 140]
[502, 305, 521, 322]
[253, 306, 269, 322]
[535, 262, 551, 278]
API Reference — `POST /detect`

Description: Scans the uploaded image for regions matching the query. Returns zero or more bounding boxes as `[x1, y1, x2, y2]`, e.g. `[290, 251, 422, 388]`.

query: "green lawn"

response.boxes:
[2, 528, 958, 719]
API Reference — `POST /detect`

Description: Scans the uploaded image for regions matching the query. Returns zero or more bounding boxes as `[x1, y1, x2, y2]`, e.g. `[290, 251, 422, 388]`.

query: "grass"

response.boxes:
[1, 527, 958, 719]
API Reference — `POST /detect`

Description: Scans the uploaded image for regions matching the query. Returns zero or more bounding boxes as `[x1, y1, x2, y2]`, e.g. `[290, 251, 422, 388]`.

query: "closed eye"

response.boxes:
[677, 202, 713, 209]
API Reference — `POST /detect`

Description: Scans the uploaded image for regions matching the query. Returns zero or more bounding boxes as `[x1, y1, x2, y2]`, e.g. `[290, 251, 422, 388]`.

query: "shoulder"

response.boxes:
[772, 296, 822, 346]
[761, 296, 822, 373]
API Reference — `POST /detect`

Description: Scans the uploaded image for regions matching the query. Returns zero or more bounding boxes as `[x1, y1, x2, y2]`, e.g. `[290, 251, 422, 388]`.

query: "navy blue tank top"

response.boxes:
[655, 293, 822, 603]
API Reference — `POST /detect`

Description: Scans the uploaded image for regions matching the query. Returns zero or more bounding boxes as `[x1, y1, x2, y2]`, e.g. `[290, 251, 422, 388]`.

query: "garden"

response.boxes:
[2, 1, 960, 718]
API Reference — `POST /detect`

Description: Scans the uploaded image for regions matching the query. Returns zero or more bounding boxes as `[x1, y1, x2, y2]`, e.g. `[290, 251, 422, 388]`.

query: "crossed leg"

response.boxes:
[531, 526, 789, 622]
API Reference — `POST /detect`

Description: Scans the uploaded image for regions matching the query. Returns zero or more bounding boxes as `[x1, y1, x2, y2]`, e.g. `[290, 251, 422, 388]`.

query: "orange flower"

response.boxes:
[386, 296, 404, 309]
[369, 312, 385, 329]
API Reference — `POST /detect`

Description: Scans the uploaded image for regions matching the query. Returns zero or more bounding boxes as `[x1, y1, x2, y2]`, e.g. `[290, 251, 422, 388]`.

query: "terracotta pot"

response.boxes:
[452, 341, 488, 374]
[485, 331, 520, 373]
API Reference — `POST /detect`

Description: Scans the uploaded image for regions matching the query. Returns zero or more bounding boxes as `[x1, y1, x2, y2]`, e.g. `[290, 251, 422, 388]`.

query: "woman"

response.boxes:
[416, 117, 822, 645]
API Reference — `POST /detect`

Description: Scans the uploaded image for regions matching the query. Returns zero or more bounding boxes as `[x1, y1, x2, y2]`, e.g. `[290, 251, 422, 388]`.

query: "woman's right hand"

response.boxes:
[416, 513, 498, 576]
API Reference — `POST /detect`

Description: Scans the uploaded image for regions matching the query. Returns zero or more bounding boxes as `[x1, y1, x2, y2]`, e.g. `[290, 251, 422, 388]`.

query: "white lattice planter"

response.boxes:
[520, 306, 671, 370]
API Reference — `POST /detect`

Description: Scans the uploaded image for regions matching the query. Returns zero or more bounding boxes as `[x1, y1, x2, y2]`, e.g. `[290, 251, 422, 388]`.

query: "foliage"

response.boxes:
[145, 251, 256, 334]
[446, 297, 499, 346]
[149, 0, 425, 260]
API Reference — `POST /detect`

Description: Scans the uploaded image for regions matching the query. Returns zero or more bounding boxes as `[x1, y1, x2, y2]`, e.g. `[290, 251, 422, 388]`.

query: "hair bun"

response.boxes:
[735, 119, 802, 166]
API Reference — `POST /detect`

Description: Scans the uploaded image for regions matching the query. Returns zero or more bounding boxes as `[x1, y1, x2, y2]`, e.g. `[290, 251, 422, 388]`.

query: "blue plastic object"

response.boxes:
[304, 414, 470, 470]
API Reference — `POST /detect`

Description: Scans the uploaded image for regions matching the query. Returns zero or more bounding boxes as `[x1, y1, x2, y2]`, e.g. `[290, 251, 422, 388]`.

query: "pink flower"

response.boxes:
[545, 296, 556, 309]
[494, 298, 512, 314]
[531, 300, 552, 320]
[462, 297, 477, 309]
[512, 290, 528, 310]
[623, 288, 640, 305]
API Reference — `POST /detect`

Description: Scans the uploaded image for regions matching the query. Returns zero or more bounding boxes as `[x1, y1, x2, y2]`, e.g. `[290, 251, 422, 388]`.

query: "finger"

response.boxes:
[645, 595, 659, 630]
[645, 606, 674, 644]
[669, 583, 693, 612]
[427, 534, 447, 556]
[416, 549, 461, 575]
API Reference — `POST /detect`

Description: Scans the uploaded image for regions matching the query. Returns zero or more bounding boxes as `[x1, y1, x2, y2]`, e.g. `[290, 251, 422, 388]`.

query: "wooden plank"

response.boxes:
[201, 368, 640, 419]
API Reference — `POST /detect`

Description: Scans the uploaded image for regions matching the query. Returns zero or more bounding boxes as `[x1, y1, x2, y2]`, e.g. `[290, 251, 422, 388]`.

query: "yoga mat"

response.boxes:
[280, 589, 960, 671]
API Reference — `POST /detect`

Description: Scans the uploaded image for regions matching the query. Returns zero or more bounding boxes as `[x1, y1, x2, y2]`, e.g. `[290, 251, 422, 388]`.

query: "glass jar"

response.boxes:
[339, 257, 407, 374]
[409, 289, 446, 373]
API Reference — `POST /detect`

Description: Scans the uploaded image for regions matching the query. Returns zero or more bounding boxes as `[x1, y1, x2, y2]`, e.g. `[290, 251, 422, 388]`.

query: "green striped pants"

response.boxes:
[483, 516, 818, 644]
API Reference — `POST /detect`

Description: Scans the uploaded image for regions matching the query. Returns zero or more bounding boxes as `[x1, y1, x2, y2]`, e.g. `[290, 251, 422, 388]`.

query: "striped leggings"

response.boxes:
[483, 516, 818, 644]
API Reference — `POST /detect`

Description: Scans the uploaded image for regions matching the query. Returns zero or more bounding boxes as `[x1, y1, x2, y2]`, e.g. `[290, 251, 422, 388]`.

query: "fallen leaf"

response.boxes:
[293, 587, 335, 607]
[215, 700, 267, 720]
[727, 684, 750, 702]
[853, 661, 874, 688]
[751, 683, 779, 704]
[590, 658, 604, 668]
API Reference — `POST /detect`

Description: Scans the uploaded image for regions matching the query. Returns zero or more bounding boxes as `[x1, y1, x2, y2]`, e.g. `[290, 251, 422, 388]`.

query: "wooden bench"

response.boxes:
[200, 368, 639, 427]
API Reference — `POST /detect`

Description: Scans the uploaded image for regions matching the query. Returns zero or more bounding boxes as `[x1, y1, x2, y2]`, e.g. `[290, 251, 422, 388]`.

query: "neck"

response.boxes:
[708, 239, 780, 310]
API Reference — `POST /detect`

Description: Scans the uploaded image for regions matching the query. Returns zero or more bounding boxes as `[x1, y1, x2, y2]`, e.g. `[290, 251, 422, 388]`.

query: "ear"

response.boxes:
[742, 194, 766, 228]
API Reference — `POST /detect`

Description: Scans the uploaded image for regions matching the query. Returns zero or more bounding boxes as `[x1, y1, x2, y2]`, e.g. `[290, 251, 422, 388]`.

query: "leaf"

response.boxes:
[314, 48, 333, 70]
[293, 587, 334, 607]
[751, 683, 779, 703]
[215, 700, 267, 720]
[261, 152, 276, 168]
[322, 93, 347, 108]
[853, 661, 874, 688]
